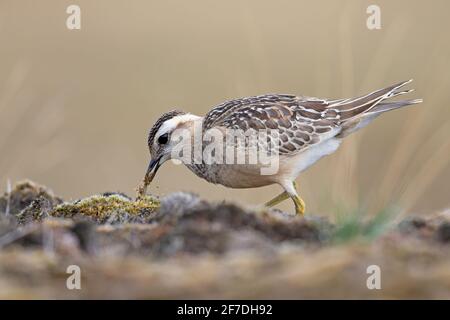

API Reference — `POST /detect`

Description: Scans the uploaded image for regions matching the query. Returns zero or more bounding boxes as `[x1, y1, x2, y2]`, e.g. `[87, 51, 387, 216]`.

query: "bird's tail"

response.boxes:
[336, 80, 423, 137]
[366, 98, 423, 115]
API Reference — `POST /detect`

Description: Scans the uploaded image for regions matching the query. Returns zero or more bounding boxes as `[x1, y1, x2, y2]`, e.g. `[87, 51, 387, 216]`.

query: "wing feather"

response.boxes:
[202, 80, 418, 156]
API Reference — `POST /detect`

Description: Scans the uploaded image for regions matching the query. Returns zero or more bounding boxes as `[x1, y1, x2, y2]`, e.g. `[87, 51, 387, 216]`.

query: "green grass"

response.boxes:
[331, 205, 398, 244]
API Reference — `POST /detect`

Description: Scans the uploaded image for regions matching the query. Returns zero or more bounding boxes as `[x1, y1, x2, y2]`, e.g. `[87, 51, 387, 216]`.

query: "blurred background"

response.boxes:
[0, 0, 448, 216]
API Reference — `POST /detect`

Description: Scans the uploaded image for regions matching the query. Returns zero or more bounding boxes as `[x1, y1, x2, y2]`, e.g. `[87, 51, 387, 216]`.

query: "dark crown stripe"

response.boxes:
[148, 110, 185, 146]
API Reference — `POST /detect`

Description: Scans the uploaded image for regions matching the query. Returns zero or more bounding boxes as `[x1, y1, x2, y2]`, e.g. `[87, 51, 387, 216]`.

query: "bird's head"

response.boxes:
[144, 110, 201, 187]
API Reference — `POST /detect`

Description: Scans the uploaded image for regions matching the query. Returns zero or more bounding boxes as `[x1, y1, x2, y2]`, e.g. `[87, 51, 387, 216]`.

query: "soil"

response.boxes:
[0, 180, 449, 299]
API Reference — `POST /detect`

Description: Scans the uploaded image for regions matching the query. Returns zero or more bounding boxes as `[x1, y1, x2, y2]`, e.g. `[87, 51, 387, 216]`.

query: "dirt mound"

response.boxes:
[0, 181, 449, 299]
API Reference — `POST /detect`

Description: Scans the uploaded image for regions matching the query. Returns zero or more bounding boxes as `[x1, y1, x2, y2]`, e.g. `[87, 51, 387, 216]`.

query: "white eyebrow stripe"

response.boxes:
[154, 114, 201, 143]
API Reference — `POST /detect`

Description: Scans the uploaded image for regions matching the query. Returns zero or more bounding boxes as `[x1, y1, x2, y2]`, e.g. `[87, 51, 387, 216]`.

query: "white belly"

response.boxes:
[278, 138, 342, 181]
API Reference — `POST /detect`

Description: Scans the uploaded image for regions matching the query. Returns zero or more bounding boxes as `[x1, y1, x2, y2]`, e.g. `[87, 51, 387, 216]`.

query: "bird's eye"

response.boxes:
[158, 133, 169, 145]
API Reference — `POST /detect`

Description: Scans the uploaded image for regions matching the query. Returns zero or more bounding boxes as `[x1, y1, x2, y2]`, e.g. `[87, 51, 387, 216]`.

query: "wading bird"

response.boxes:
[139, 80, 422, 215]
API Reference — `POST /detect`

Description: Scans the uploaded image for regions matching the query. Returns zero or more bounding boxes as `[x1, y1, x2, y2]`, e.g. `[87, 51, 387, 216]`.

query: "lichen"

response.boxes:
[50, 194, 160, 224]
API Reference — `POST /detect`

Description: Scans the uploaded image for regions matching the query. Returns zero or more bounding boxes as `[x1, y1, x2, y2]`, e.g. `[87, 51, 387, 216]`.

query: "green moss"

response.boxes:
[50, 194, 160, 223]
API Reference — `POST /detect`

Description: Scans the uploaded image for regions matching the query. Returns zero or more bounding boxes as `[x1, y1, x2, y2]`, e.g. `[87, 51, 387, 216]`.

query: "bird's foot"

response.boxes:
[293, 195, 306, 216]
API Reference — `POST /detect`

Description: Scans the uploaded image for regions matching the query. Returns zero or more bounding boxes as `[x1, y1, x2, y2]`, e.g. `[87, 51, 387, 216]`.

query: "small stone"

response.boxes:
[398, 217, 427, 234]
[436, 222, 450, 243]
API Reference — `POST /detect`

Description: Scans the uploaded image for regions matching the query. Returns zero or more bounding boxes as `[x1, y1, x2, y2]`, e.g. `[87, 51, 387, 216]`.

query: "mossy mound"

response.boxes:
[0, 181, 159, 224]
[51, 194, 159, 224]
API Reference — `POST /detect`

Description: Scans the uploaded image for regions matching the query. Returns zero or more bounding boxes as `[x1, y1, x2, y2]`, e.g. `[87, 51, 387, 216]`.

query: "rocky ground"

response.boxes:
[0, 180, 449, 299]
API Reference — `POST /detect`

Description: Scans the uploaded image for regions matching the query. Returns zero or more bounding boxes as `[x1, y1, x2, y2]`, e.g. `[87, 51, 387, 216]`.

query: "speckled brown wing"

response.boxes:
[203, 94, 340, 155]
[203, 80, 415, 155]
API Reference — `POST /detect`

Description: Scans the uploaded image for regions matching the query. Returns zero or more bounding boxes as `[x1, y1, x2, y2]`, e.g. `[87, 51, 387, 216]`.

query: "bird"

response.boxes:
[138, 80, 422, 215]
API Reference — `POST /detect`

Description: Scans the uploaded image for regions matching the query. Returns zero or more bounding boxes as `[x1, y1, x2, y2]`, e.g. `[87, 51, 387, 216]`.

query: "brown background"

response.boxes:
[0, 0, 448, 215]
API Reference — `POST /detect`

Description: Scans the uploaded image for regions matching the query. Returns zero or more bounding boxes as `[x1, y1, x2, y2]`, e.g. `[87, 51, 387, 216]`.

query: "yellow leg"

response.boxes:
[265, 191, 289, 207]
[265, 181, 306, 216]
[289, 181, 306, 215]
[292, 194, 306, 216]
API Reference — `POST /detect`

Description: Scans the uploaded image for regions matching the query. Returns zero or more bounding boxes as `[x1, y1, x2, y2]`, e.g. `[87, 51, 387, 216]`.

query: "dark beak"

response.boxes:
[137, 156, 163, 198]
[145, 156, 162, 185]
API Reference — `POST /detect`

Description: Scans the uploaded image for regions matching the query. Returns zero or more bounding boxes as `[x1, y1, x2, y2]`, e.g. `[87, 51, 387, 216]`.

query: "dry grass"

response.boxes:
[300, 2, 450, 216]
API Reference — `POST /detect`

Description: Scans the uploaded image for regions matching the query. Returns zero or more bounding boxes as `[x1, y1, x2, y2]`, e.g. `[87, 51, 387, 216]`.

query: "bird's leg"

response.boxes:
[264, 191, 290, 207]
[292, 194, 306, 216]
[288, 181, 306, 216]
[264, 181, 306, 215]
